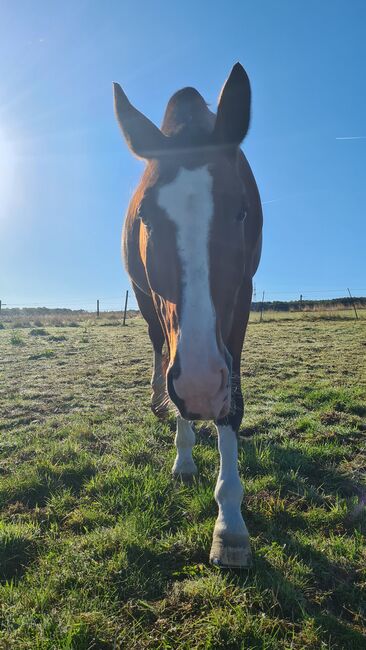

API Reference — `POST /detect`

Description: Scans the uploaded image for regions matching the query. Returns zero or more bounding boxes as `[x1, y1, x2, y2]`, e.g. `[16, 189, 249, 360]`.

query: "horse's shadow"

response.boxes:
[118, 418, 365, 645]
[195, 422, 364, 501]
[192, 425, 366, 645]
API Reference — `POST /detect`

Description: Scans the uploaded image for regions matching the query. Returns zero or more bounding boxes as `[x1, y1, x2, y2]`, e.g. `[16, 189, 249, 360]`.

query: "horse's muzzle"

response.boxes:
[167, 356, 231, 421]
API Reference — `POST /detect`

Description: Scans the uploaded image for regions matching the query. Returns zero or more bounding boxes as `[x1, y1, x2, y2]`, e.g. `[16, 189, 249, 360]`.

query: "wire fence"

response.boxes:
[0, 285, 366, 320]
[0, 297, 138, 312]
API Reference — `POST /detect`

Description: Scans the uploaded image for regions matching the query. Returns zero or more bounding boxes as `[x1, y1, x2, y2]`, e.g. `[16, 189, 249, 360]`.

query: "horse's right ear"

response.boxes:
[113, 83, 167, 159]
[214, 63, 251, 147]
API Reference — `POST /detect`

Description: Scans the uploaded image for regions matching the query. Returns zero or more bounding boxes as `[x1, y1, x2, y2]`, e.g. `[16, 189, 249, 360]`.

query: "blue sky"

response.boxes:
[0, 0, 365, 310]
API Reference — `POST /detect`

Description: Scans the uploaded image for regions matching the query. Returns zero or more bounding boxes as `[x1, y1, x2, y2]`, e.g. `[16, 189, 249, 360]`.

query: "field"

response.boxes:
[0, 311, 365, 649]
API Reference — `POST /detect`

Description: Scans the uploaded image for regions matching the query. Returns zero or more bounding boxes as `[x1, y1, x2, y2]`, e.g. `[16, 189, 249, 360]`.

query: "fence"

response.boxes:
[1, 289, 365, 322]
[251, 288, 366, 321]
[0, 291, 138, 328]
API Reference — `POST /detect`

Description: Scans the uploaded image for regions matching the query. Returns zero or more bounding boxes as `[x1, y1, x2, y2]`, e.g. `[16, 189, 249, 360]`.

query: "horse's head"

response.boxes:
[114, 64, 251, 421]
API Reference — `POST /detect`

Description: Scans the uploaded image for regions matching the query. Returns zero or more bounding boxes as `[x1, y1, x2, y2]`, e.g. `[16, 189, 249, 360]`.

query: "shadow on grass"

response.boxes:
[235, 439, 366, 646]
[0, 538, 39, 583]
[114, 542, 207, 602]
[231, 552, 366, 649]
[108, 430, 365, 645]
[242, 438, 365, 500]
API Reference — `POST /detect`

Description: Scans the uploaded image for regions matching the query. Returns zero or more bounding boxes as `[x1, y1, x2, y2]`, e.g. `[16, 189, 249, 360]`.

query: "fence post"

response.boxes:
[259, 291, 265, 323]
[299, 294, 303, 311]
[0, 300, 1, 313]
[347, 288, 359, 320]
[97, 299, 100, 318]
[123, 290, 129, 326]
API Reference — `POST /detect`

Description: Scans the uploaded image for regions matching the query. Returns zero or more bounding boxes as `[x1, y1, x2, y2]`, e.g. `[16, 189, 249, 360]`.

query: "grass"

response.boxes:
[0, 311, 365, 649]
[9, 331, 25, 346]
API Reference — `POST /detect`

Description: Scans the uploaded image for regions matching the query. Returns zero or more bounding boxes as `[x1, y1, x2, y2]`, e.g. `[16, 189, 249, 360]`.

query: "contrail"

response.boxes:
[336, 136, 366, 140]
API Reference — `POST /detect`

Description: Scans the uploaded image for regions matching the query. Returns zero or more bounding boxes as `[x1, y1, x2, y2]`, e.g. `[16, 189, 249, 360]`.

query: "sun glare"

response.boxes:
[0, 127, 17, 221]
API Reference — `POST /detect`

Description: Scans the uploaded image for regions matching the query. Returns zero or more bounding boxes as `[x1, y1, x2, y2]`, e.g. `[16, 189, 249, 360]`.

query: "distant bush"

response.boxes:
[13, 320, 29, 329]
[29, 350, 55, 360]
[10, 332, 25, 346]
[251, 296, 366, 312]
[29, 328, 48, 337]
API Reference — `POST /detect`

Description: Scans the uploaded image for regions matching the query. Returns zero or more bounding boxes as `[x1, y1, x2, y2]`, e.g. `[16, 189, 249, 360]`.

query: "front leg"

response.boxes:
[151, 351, 170, 418]
[210, 425, 252, 568]
[172, 417, 197, 480]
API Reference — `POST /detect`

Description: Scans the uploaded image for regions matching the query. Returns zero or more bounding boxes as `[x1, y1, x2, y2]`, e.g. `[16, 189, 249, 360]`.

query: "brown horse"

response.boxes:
[113, 63, 262, 567]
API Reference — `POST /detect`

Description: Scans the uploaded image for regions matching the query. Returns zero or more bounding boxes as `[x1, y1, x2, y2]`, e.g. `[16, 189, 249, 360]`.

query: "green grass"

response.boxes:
[9, 331, 25, 346]
[0, 313, 365, 649]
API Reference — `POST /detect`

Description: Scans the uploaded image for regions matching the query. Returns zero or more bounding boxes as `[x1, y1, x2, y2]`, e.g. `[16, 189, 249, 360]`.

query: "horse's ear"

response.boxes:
[214, 63, 251, 146]
[113, 83, 167, 159]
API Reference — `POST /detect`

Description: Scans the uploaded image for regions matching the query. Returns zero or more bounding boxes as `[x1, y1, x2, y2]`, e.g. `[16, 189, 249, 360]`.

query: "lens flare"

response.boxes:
[0, 127, 17, 221]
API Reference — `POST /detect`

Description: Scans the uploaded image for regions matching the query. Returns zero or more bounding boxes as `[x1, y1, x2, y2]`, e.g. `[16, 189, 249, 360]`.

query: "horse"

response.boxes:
[113, 63, 263, 568]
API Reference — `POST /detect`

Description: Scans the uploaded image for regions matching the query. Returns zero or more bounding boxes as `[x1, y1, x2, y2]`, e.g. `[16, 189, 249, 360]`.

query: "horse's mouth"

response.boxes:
[171, 400, 231, 422]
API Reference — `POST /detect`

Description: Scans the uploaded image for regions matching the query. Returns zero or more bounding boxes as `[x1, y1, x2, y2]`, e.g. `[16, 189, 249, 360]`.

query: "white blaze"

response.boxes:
[157, 166, 217, 368]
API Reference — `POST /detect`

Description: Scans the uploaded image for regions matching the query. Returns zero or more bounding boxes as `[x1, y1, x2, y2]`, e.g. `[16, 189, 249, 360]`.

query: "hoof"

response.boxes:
[209, 533, 252, 569]
[172, 469, 197, 485]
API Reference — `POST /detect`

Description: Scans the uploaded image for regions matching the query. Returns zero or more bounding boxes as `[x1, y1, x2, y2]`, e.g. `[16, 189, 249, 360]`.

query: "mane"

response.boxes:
[161, 87, 215, 138]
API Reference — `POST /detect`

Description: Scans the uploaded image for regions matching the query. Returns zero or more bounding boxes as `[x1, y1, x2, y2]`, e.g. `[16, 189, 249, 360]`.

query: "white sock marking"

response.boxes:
[172, 416, 197, 476]
[213, 425, 248, 537]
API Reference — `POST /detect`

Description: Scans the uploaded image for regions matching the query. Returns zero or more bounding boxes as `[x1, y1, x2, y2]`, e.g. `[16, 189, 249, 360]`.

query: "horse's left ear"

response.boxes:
[113, 82, 167, 159]
[214, 63, 251, 146]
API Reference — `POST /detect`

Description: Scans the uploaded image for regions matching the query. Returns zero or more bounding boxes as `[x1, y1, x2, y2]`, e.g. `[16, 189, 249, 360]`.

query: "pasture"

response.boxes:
[0, 311, 365, 649]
